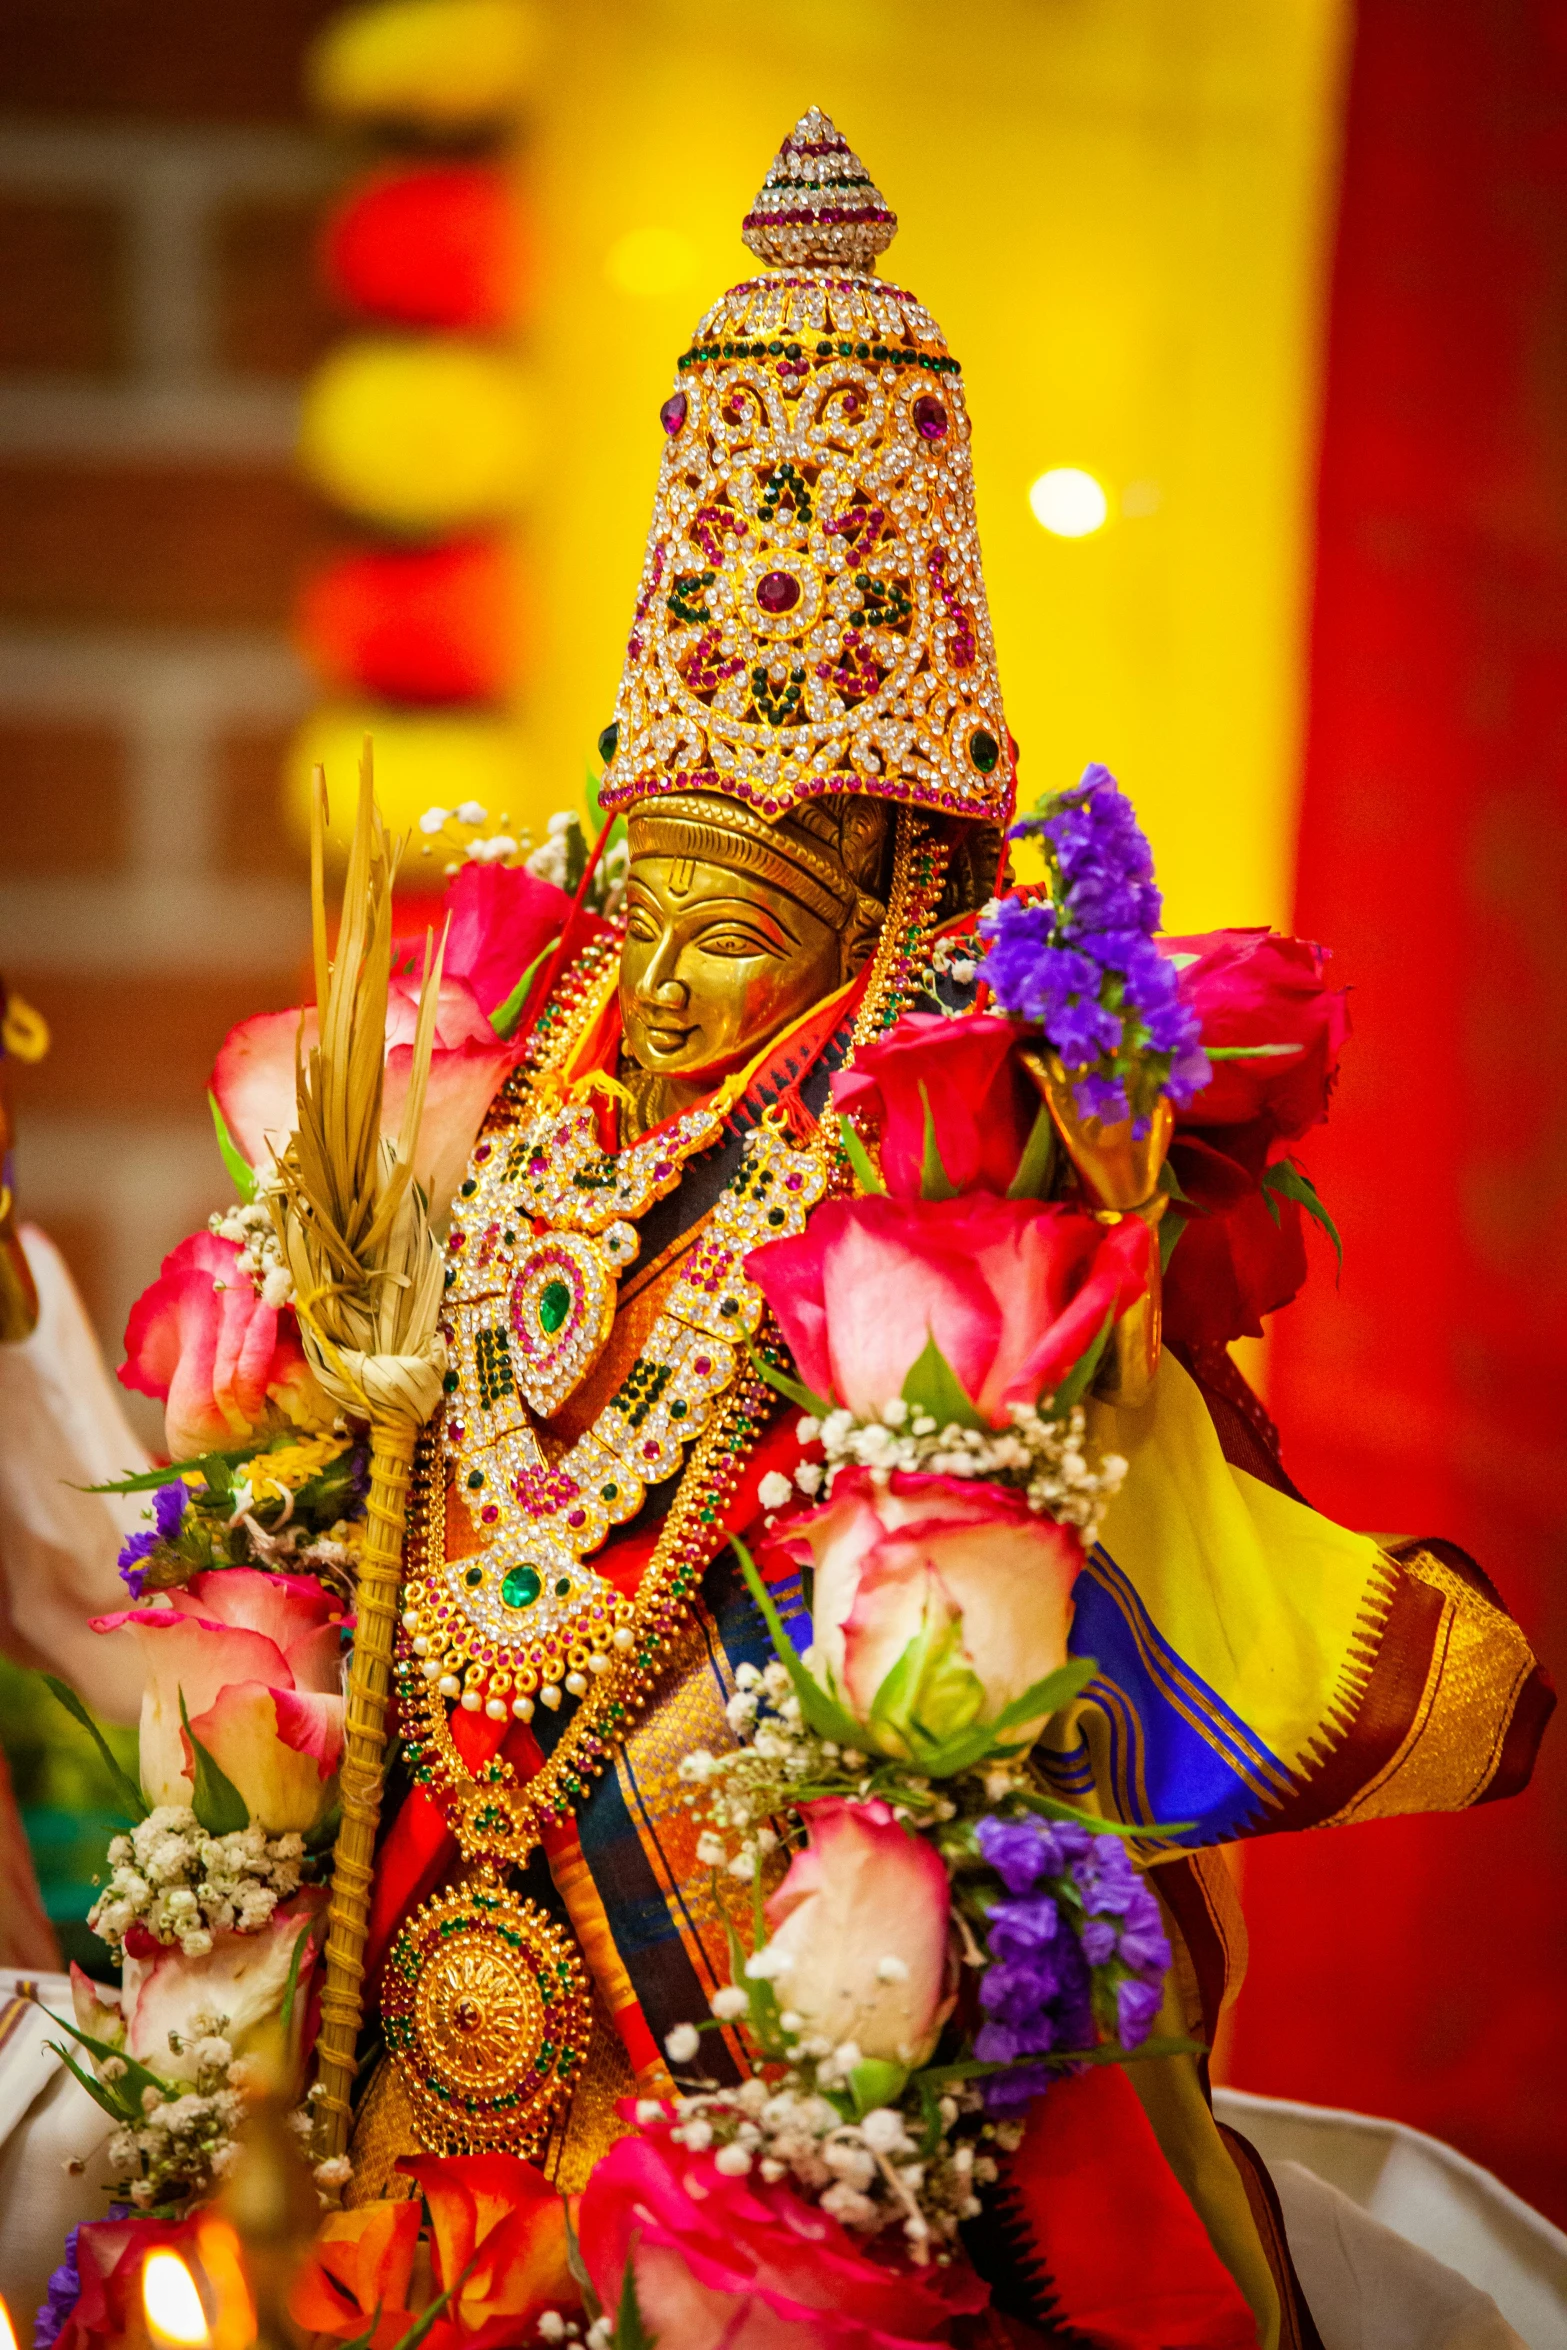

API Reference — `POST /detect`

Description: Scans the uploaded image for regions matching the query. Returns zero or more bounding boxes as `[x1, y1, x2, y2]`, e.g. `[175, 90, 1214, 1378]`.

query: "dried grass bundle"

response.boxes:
[269, 741, 449, 2167]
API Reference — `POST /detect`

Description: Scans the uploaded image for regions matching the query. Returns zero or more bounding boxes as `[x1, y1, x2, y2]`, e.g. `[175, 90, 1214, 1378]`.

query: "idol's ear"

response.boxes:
[841, 891, 884, 978]
[838, 794, 892, 894]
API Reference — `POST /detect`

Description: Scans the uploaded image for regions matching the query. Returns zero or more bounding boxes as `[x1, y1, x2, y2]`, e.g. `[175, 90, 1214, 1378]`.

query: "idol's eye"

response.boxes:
[625, 904, 662, 943]
[696, 922, 777, 959]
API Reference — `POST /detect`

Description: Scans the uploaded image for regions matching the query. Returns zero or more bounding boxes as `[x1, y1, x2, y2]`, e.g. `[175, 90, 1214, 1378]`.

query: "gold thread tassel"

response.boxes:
[269, 740, 448, 2166]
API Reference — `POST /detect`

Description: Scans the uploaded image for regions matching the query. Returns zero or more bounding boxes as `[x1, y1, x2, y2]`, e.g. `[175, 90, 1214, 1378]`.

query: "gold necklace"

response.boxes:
[409, 1100, 828, 1722]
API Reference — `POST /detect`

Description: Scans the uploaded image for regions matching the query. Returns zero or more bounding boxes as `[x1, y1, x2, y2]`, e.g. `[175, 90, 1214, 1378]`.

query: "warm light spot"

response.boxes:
[194, 2217, 256, 2350]
[142, 2252, 211, 2349]
[605, 225, 700, 299]
[1028, 467, 1110, 538]
[0, 2291, 18, 2350]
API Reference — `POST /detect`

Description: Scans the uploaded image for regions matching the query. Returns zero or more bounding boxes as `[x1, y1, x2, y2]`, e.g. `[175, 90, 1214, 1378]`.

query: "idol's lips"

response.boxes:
[639, 1022, 697, 1055]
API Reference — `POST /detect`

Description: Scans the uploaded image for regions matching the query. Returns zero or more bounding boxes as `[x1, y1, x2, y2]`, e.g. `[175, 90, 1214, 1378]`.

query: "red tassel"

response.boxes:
[992, 2068, 1258, 2348]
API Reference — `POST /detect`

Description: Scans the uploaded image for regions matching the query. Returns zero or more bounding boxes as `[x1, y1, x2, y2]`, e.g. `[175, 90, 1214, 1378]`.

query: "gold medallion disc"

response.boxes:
[383, 1877, 591, 2155]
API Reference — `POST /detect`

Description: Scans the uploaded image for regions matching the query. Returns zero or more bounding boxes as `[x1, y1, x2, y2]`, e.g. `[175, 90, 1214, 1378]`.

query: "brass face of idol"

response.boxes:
[619, 853, 842, 1123]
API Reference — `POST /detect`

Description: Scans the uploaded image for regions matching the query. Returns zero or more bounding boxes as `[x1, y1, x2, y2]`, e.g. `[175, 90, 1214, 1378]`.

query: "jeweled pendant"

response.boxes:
[384, 1874, 591, 2156]
[507, 1227, 628, 1416]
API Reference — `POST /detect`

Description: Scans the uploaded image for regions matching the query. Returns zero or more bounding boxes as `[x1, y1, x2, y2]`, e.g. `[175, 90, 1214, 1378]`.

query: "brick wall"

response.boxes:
[0, 4, 341, 1435]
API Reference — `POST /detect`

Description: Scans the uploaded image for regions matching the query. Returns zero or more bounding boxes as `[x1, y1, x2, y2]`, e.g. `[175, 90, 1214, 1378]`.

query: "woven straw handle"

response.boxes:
[314, 1421, 416, 2159]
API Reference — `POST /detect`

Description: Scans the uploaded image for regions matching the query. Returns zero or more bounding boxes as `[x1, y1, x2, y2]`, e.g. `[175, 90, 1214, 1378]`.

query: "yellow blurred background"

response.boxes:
[522, 0, 1349, 933]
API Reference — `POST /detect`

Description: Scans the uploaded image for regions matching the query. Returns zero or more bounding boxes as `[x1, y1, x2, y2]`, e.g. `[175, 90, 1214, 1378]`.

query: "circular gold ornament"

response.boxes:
[383, 1877, 591, 2155]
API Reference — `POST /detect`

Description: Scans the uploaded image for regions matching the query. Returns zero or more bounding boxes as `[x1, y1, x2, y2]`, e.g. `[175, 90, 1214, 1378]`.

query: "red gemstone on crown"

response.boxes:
[660, 392, 688, 435]
[756, 570, 801, 613]
[913, 395, 948, 440]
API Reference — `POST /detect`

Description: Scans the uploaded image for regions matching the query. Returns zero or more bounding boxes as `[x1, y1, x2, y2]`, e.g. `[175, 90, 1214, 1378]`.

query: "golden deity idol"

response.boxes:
[335, 112, 1548, 2350]
[357, 109, 1020, 2191]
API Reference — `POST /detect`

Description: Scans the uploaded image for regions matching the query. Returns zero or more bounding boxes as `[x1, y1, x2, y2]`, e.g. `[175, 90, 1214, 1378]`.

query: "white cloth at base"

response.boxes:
[1215, 2087, 1567, 2350]
[0, 1967, 116, 2332]
[1271, 2161, 1527, 2350]
[0, 1225, 150, 1722]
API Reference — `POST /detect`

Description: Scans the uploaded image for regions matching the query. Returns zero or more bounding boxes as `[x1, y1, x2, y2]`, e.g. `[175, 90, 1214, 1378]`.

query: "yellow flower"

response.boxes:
[248, 1434, 353, 1503]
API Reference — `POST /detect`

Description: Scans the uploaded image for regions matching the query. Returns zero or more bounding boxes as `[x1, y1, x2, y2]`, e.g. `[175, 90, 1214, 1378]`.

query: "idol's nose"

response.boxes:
[637, 926, 688, 1008]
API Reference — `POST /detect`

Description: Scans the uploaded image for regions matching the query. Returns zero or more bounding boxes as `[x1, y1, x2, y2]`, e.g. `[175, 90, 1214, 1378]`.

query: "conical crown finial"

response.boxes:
[741, 107, 897, 272]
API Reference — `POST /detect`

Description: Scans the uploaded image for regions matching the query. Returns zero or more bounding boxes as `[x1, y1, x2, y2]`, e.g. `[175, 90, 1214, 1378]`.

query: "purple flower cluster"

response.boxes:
[117, 1479, 187, 1598]
[972, 1812, 1171, 2111]
[34, 2223, 80, 2350]
[981, 765, 1210, 1128]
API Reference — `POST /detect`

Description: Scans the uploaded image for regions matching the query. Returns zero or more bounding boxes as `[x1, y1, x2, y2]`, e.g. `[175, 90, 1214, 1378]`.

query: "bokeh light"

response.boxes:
[1028, 467, 1110, 538]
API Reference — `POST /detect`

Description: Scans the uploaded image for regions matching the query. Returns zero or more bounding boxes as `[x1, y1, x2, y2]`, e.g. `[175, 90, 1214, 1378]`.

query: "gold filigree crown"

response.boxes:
[599, 109, 1012, 832]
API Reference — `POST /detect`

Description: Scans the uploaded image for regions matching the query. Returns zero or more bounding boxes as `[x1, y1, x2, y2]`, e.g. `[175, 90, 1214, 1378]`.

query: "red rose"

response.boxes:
[436, 860, 577, 1018]
[1161, 1182, 1309, 1347]
[53, 2212, 202, 2350]
[1156, 930, 1349, 1349]
[120, 1231, 329, 1458]
[577, 2123, 985, 2349]
[748, 1194, 1150, 1426]
[830, 1010, 1034, 1197]
[1164, 927, 1349, 1141]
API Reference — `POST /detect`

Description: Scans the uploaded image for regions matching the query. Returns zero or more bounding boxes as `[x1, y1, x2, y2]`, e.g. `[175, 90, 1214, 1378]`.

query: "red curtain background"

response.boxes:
[1230, 0, 1567, 2224]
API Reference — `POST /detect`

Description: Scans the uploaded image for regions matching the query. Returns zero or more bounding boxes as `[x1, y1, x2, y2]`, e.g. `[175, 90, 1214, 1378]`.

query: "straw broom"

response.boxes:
[269, 741, 449, 2165]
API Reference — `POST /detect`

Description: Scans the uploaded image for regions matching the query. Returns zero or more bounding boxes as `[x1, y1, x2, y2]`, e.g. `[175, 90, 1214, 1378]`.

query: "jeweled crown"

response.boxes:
[599, 112, 1011, 831]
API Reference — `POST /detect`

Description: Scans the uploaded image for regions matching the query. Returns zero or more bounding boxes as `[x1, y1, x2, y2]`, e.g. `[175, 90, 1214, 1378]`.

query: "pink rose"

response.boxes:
[72, 1891, 326, 2078]
[212, 969, 512, 1223]
[761, 1797, 953, 2068]
[748, 1194, 1151, 1426]
[435, 860, 577, 1018]
[91, 1568, 346, 1833]
[577, 2121, 984, 2350]
[770, 1470, 1081, 1758]
[1165, 927, 1350, 1141]
[120, 1231, 330, 1458]
[830, 1010, 1034, 1197]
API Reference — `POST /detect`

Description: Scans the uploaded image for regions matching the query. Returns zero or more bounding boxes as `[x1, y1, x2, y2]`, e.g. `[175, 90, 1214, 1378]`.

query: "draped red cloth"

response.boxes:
[1231, 0, 1567, 2223]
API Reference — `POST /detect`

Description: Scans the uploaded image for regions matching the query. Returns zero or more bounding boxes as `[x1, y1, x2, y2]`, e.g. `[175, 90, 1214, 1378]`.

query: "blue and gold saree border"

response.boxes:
[1036, 1353, 1550, 1845]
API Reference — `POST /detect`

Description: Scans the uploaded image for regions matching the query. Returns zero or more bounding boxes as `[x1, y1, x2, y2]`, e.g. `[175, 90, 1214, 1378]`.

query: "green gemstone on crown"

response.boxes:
[501, 1564, 543, 1610]
[538, 1278, 572, 1335]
